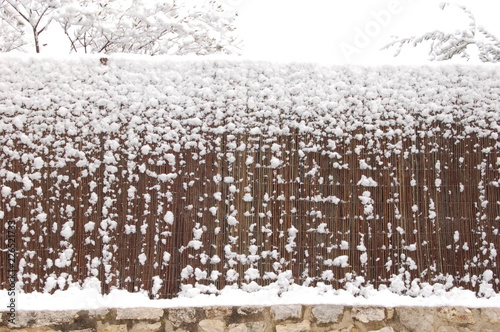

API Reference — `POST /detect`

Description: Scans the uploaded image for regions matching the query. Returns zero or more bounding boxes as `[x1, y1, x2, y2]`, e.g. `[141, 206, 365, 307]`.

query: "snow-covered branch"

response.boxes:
[56, 0, 241, 55]
[0, 0, 241, 55]
[0, 0, 59, 53]
[382, 2, 500, 63]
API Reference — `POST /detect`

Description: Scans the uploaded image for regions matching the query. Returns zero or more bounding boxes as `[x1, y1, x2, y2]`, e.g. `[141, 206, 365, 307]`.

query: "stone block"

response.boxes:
[438, 307, 475, 325]
[236, 306, 264, 316]
[168, 307, 197, 326]
[198, 319, 226, 332]
[163, 320, 174, 332]
[246, 322, 268, 332]
[12, 311, 79, 328]
[276, 320, 311, 332]
[129, 322, 161, 332]
[398, 307, 435, 332]
[385, 308, 394, 320]
[88, 309, 109, 318]
[436, 327, 457, 332]
[272, 305, 302, 321]
[204, 306, 233, 319]
[368, 328, 394, 332]
[228, 322, 268, 332]
[100, 325, 127, 332]
[228, 323, 248, 332]
[311, 305, 343, 324]
[115, 308, 163, 321]
[351, 307, 385, 323]
[12, 328, 62, 332]
[481, 308, 500, 323]
[327, 326, 356, 332]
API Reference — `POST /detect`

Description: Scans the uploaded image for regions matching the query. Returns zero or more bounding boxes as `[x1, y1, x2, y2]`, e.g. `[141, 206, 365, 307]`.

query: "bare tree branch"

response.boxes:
[382, 2, 499, 63]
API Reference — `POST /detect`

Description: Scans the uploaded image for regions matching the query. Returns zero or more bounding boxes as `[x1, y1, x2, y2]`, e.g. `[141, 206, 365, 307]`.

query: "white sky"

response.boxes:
[230, 0, 500, 64]
[42, 0, 499, 64]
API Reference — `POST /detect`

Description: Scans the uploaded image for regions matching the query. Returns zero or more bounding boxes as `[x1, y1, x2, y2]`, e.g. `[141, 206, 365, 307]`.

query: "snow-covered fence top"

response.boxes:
[0, 55, 499, 298]
[1, 55, 499, 139]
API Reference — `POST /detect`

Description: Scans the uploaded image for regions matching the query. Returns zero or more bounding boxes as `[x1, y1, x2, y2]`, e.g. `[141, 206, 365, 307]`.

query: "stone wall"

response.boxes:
[1, 305, 500, 332]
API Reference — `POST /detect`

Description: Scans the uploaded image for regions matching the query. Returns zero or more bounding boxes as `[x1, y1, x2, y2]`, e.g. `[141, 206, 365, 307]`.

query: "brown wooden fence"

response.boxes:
[1, 127, 499, 298]
[1, 57, 499, 298]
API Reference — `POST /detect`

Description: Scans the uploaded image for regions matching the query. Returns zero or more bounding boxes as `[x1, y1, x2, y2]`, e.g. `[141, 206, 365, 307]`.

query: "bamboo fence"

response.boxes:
[1, 126, 498, 298]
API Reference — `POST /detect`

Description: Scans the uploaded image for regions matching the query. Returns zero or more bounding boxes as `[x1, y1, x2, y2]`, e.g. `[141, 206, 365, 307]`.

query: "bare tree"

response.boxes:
[57, 0, 181, 54]
[0, 0, 60, 53]
[0, 2, 26, 52]
[382, 2, 500, 63]
[0, 0, 241, 55]
[56, 0, 240, 55]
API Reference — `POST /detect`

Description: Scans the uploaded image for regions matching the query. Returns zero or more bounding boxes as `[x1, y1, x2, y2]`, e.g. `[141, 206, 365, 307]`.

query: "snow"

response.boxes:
[1, 54, 498, 142]
[333, 255, 349, 268]
[270, 156, 281, 168]
[1, 186, 12, 197]
[357, 175, 378, 187]
[1, 284, 499, 311]
[1, 54, 499, 304]
[138, 253, 147, 265]
[227, 216, 239, 226]
[33, 157, 44, 169]
[359, 191, 374, 216]
[60, 221, 75, 240]
[163, 211, 174, 225]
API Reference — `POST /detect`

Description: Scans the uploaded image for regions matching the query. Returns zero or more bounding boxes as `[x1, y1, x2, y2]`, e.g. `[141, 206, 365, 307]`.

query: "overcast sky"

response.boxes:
[231, 0, 500, 64]
[42, 0, 499, 64]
